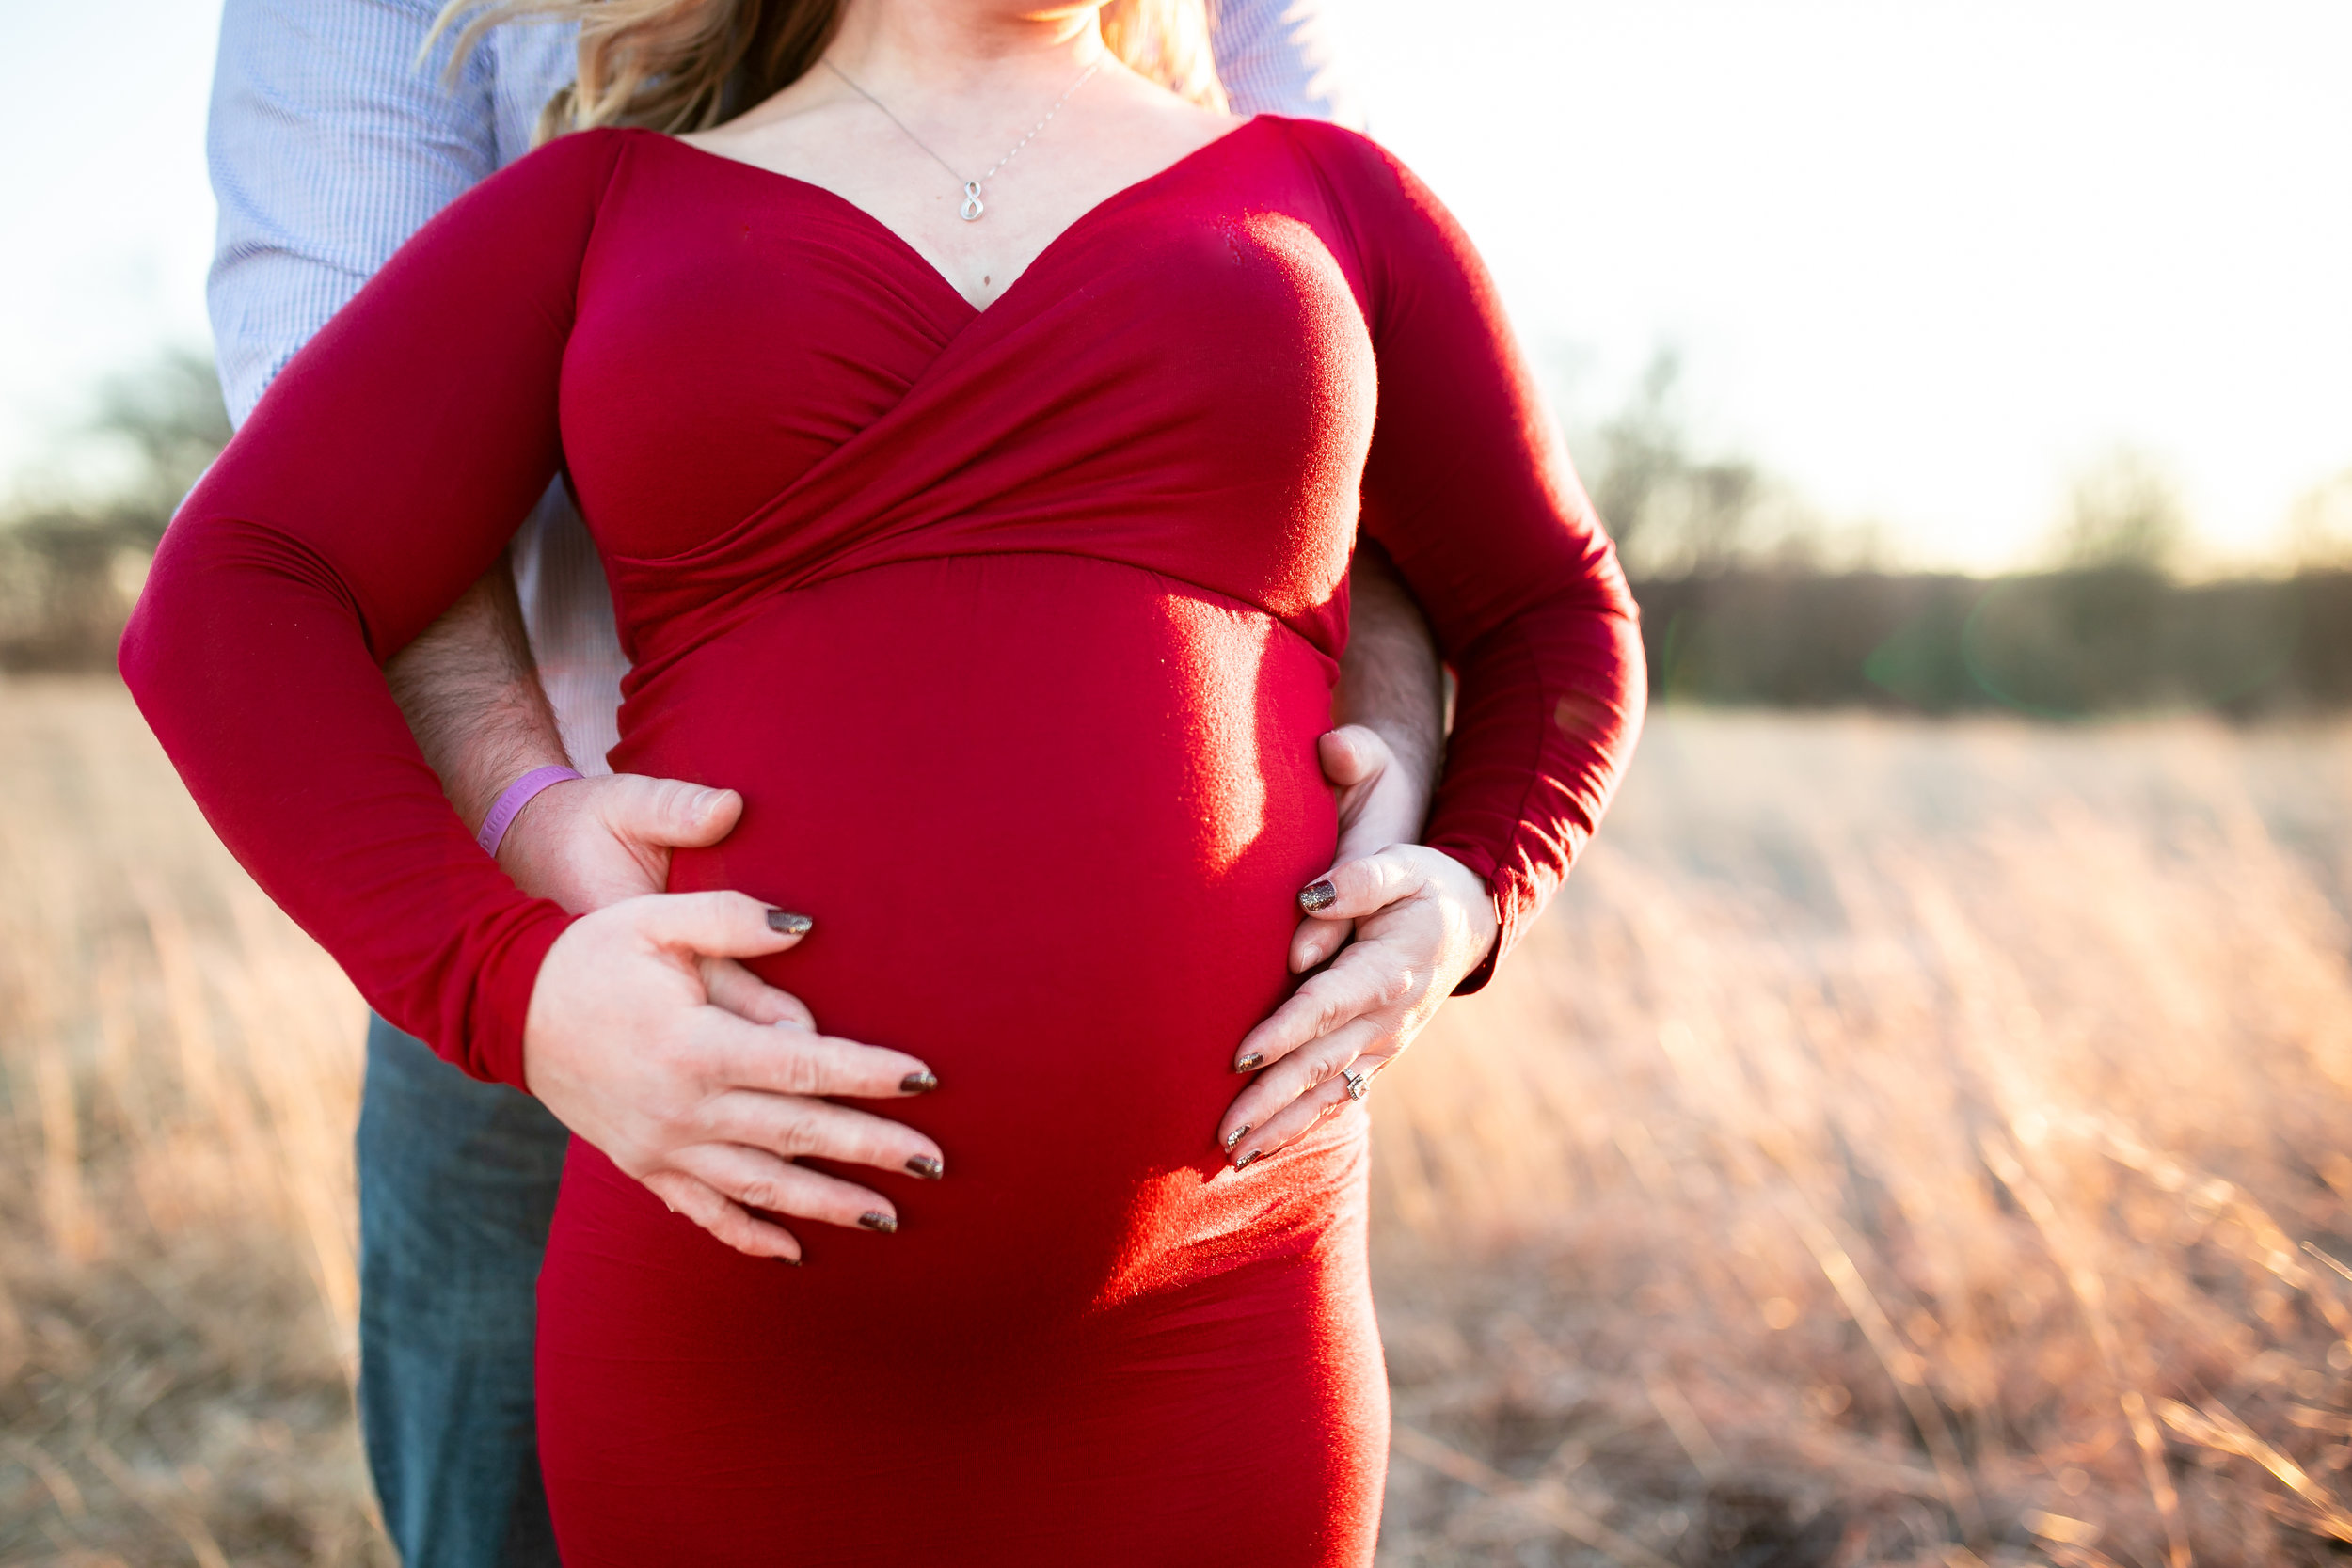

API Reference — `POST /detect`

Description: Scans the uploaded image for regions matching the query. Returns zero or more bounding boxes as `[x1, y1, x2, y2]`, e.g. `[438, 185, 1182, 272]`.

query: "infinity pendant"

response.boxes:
[959, 181, 985, 222]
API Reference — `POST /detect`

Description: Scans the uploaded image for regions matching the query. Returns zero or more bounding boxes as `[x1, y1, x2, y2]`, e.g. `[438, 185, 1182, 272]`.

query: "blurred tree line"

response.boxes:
[0, 350, 230, 669]
[5, 349, 2351, 717]
[1576, 351, 2352, 717]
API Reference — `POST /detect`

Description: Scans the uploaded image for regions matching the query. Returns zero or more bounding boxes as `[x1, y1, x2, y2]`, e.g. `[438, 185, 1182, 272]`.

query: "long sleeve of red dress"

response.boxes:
[120, 119, 1642, 1092]
[1322, 133, 1645, 981]
[122, 133, 624, 1089]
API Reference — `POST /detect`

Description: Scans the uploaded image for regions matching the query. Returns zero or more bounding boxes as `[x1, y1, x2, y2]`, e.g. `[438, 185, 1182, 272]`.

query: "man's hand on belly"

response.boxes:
[1215, 728, 1500, 1167]
[524, 891, 947, 1263]
[500, 771, 739, 913]
[1284, 726, 1426, 972]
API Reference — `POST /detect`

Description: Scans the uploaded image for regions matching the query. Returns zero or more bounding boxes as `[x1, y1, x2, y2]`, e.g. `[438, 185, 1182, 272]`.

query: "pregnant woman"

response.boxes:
[125, 0, 1643, 1560]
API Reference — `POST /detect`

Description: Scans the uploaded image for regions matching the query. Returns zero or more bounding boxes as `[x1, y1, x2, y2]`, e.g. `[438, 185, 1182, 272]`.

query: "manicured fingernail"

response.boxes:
[859, 1212, 898, 1233]
[899, 1069, 938, 1095]
[1233, 1052, 1264, 1074]
[1222, 1123, 1250, 1151]
[1298, 879, 1338, 913]
[905, 1155, 944, 1180]
[767, 909, 813, 935]
[1234, 1149, 1263, 1169]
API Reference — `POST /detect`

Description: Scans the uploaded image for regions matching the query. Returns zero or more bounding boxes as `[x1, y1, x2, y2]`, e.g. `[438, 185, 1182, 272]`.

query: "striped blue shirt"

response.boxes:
[206, 0, 1361, 770]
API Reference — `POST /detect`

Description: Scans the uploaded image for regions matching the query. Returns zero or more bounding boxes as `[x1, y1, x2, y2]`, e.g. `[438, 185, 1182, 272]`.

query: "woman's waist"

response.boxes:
[611, 550, 1340, 896]
[612, 546, 1342, 703]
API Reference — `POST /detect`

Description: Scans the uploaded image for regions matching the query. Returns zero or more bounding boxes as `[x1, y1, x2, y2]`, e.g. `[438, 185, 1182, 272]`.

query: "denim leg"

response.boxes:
[358, 1014, 569, 1568]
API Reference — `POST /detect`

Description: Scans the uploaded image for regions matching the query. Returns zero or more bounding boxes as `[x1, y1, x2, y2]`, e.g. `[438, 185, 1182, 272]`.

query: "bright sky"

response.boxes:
[1337, 0, 2352, 569]
[4, 0, 2349, 571]
[2, 1, 224, 499]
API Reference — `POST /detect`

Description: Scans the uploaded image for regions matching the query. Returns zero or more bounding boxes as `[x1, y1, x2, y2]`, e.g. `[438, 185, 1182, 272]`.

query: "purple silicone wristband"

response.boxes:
[475, 765, 582, 858]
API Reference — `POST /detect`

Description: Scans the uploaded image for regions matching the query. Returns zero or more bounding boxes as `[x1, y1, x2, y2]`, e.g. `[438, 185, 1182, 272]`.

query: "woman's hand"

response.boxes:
[524, 890, 945, 1263]
[1216, 845, 1498, 1167]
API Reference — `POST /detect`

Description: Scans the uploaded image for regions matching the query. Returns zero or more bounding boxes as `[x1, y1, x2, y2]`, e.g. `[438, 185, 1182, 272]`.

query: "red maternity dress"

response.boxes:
[122, 118, 1642, 1563]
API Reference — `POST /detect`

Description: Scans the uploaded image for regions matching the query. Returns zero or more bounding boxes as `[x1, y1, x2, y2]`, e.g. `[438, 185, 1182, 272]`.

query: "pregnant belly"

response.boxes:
[603, 554, 1344, 1342]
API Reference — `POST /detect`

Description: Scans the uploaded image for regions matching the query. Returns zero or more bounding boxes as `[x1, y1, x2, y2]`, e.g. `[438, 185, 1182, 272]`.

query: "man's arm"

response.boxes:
[210, 0, 745, 904]
[1334, 542, 1444, 818]
[385, 562, 566, 832]
[211, 0, 578, 846]
[208, 0, 503, 422]
[1208, 0, 1368, 128]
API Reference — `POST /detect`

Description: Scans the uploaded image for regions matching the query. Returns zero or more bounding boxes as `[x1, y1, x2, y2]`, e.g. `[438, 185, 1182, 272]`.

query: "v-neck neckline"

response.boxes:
[644, 115, 1269, 319]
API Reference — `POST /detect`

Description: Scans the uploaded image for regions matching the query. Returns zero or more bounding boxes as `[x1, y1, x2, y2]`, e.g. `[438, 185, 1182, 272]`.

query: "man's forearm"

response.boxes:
[1336, 543, 1446, 810]
[385, 558, 570, 832]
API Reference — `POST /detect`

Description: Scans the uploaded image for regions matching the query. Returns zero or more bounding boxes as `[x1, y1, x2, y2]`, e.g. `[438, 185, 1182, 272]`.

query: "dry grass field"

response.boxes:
[4, 675, 2352, 1566]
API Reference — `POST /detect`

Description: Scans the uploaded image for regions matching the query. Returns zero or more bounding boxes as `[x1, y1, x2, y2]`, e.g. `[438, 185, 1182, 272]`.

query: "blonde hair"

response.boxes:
[430, 0, 1224, 145]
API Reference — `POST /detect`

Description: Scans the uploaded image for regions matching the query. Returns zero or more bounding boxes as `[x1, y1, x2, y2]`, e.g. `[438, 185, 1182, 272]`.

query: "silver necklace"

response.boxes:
[822, 55, 1104, 222]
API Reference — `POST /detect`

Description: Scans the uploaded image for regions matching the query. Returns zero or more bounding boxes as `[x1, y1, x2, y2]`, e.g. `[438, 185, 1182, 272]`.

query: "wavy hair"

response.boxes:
[429, 0, 1224, 145]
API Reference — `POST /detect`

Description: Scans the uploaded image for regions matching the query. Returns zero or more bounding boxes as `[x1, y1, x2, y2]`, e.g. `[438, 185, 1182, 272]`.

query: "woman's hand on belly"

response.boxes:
[1216, 845, 1500, 1168]
[524, 891, 946, 1262]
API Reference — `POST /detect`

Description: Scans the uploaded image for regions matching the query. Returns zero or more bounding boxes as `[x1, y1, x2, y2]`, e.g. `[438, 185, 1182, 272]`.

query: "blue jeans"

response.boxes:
[358, 1015, 568, 1566]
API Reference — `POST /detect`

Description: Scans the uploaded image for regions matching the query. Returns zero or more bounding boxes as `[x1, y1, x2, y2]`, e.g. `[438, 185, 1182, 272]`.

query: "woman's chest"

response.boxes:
[554, 162, 1378, 608]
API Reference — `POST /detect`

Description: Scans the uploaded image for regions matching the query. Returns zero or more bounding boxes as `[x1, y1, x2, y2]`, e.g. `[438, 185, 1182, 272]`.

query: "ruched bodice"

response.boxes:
[575, 126, 1364, 688]
[123, 115, 1645, 1565]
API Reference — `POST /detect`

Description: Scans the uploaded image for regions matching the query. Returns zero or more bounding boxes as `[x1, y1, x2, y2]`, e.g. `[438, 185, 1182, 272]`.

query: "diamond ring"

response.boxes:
[1341, 1065, 1371, 1101]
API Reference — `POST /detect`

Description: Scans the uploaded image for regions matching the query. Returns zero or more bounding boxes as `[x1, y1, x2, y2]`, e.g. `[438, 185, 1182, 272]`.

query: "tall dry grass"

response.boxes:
[1375, 711, 2352, 1566]
[4, 678, 2352, 1565]
[0, 677, 386, 1566]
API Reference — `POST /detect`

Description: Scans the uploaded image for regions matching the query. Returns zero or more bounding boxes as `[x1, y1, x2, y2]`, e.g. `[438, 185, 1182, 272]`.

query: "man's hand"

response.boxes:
[1217, 845, 1498, 1167]
[1289, 725, 1429, 971]
[525, 891, 946, 1264]
[498, 772, 742, 914]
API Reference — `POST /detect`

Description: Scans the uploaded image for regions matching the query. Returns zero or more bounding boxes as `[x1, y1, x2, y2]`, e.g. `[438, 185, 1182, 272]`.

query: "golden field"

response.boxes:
[4, 675, 2351, 1566]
